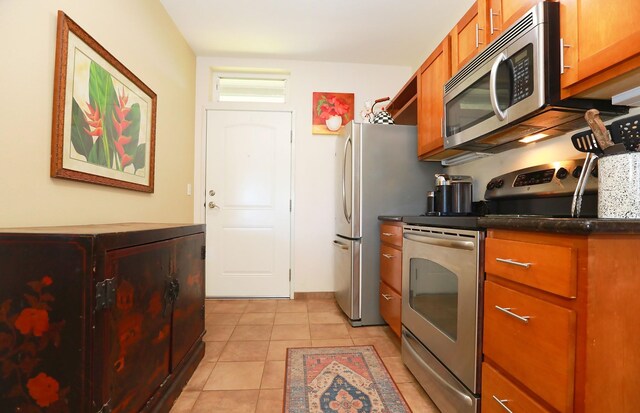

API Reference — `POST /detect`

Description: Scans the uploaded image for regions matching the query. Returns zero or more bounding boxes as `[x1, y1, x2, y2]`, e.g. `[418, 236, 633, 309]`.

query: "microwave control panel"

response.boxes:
[511, 44, 534, 104]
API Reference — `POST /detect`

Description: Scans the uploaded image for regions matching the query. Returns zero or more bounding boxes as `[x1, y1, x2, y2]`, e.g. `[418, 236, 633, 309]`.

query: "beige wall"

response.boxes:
[0, 0, 196, 227]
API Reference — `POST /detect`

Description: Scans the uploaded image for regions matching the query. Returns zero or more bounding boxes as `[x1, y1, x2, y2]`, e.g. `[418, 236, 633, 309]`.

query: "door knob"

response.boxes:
[208, 202, 220, 209]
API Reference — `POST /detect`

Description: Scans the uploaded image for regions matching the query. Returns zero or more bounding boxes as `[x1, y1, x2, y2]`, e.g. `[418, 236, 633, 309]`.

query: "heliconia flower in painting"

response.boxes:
[70, 61, 146, 174]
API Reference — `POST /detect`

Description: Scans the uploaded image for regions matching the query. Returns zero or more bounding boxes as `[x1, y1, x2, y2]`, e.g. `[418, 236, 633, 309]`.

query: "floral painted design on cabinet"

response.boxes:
[1, 275, 70, 412]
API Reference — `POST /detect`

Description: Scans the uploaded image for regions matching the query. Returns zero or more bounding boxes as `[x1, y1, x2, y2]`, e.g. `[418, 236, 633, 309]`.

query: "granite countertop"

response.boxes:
[380, 214, 640, 234]
[478, 216, 640, 235]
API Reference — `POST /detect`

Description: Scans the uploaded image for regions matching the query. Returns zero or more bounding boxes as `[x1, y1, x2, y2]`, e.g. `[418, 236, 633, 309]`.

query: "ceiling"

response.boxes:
[159, 0, 475, 68]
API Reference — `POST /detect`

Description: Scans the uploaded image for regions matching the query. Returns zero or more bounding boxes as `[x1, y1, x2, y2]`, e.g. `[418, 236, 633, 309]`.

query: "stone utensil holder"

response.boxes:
[598, 152, 640, 218]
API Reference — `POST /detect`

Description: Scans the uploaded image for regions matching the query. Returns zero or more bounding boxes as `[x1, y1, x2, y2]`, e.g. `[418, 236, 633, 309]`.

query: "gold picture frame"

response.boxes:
[51, 11, 156, 192]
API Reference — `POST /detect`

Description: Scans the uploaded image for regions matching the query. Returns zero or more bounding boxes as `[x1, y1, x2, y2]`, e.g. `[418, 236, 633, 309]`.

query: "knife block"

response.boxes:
[598, 152, 640, 218]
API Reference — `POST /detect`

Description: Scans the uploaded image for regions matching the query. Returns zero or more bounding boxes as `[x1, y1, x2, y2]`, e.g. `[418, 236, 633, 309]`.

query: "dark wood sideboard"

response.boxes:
[0, 223, 206, 413]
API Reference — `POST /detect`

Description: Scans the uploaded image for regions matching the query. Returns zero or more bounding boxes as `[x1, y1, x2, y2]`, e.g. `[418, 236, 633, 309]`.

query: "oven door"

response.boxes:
[402, 226, 483, 393]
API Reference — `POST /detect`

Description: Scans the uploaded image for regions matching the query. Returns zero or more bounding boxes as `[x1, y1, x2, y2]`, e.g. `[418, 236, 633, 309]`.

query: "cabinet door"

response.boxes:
[451, 1, 488, 73]
[0, 238, 90, 412]
[487, 0, 541, 43]
[484, 281, 576, 413]
[418, 36, 451, 158]
[171, 233, 205, 371]
[560, 0, 640, 95]
[97, 241, 173, 413]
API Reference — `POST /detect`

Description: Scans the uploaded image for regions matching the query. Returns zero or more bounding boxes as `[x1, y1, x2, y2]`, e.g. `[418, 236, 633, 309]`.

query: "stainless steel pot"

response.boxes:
[450, 176, 473, 214]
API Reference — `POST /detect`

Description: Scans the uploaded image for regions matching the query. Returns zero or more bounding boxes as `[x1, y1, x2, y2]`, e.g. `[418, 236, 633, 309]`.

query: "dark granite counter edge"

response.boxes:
[479, 217, 640, 235]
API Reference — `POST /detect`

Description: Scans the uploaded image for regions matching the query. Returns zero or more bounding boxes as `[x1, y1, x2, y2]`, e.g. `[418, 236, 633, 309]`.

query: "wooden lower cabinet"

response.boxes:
[379, 221, 403, 337]
[0, 223, 205, 413]
[483, 228, 640, 413]
[482, 363, 550, 413]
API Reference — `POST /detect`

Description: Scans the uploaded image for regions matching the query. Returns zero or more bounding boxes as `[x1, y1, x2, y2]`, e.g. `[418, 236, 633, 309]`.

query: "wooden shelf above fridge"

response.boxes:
[387, 73, 417, 125]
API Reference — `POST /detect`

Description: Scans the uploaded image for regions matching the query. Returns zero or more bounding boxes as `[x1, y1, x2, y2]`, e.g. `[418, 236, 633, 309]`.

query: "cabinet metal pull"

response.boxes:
[495, 305, 530, 324]
[490, 8, 500, 35]
[492, 396, 514, 413]
[495, 257, 531, 268]
[382, 232, 394, 237]
[560, 38, 572, 74]
[475, 23, 484, 48]
[381, 293, 393, 301]
[382, 253, 394, 259]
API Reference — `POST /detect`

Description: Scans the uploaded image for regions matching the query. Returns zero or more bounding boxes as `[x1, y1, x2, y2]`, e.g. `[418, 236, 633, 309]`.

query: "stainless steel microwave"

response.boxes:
[443, 2, 626, 154]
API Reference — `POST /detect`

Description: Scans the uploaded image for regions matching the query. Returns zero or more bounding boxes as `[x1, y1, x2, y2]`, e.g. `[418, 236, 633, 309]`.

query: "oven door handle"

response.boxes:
[404, 233, 475, 251]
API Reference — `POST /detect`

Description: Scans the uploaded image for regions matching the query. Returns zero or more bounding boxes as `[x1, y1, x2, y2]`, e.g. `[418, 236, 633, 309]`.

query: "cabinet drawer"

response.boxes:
[379, 282, 401, 337]
[380, 244, 402, 293]
[380, 223, 403, 247]
[485, 237, 577, 298]
[482, 362, 550, 413]
[484, 281, 576, 413]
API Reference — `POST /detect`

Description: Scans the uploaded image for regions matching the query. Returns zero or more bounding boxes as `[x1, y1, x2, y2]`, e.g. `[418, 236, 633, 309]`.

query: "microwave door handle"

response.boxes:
[489, 52, 508, 121]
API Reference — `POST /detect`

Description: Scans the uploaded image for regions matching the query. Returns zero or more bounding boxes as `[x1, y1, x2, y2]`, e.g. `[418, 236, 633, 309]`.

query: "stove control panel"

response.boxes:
[485, 158, 598, 199]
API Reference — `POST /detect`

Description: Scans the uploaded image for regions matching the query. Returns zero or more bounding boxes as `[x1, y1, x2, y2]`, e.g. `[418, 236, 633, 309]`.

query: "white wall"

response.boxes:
[0, 0, 196, 227]
[447, 107, 640, 201]
[194, 57, 412, 293]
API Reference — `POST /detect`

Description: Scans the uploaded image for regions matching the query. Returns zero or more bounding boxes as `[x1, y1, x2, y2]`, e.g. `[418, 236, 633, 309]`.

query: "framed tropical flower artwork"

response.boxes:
[312, 92, 354, 135]
[51, 11, 156, 192]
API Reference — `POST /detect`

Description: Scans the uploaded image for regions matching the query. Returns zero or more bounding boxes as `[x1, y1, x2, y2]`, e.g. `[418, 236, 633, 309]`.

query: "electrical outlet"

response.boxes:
[187, 184, 192, 196]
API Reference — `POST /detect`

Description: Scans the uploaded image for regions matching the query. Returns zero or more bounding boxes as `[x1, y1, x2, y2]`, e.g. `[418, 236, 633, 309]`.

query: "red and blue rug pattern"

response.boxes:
[284, 346, 412, 413]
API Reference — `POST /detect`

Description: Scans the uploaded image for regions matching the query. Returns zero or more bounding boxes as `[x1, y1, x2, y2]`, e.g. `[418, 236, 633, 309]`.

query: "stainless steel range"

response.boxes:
[400, 157, 597, 413]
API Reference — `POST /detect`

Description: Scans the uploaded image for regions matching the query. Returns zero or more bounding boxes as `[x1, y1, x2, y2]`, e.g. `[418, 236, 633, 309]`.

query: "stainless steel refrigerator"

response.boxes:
[333, 122, 441, 326]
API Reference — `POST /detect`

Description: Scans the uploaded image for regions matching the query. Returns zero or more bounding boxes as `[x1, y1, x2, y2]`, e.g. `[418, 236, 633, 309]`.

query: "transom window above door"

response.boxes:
[213, 71, 289, 103]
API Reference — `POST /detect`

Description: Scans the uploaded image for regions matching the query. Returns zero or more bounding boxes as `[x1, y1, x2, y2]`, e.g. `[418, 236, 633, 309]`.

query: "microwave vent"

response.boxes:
[445, 12, 535, 93]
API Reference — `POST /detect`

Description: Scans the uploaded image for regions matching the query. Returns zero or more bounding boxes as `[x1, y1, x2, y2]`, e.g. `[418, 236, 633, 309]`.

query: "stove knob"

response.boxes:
[495, 179, 504, 189]
[556, 167, 569, 180]
[572, 166, 583, 178]
[486, 181, 496, 190]
[591, 166, 598, 178]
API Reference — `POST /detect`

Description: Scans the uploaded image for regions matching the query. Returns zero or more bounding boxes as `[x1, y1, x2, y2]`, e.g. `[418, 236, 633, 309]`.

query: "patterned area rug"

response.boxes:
[284, 346, 412, 413]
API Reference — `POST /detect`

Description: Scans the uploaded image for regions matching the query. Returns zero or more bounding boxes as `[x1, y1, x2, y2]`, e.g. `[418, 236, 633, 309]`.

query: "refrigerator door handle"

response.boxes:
[332, 240, 349, 250]
[342, 136, 352, 224]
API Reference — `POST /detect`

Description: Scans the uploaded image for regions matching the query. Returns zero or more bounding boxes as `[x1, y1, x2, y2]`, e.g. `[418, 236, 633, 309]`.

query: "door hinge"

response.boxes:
[95, 278, 116, 311]
[289, 199, 292, 212]
[201, 245, 206, 260]
[289, 269, 292, 282]
[290, 130, 293, 143]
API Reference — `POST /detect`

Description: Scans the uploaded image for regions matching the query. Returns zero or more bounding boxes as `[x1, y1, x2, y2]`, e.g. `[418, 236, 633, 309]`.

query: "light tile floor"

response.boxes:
[169, 296, 440, 413]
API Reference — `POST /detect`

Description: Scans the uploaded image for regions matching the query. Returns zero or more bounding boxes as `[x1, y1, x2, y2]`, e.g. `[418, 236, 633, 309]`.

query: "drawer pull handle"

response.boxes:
[495, 305, 530, 324]
[381, 293, 393, 301]
[382, 253, 394, 259]
[382, 232, 394, 237]
[496, 257, 532, 268]
[492, 395, 514, 413]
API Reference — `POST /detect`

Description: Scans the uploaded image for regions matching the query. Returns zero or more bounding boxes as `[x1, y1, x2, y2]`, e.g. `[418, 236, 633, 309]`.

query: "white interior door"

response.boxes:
[205, 110, 292, 297]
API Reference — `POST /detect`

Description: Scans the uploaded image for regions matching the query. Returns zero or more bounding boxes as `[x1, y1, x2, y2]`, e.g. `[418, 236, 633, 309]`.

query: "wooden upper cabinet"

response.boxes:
[451, 1, 489, 74]
[487, 0, 541, 43]
[560, 0, 640, 97]
[418, 36, 451, 158]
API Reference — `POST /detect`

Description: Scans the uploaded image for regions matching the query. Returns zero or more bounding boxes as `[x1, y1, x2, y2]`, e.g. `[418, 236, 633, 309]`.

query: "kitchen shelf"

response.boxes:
[387, 73, 417, 125]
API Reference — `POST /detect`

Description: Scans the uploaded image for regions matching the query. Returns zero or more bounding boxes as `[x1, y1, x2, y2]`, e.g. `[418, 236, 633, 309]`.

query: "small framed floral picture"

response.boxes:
[312, 92, 355, 135]
[51, 11, 156, 192]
